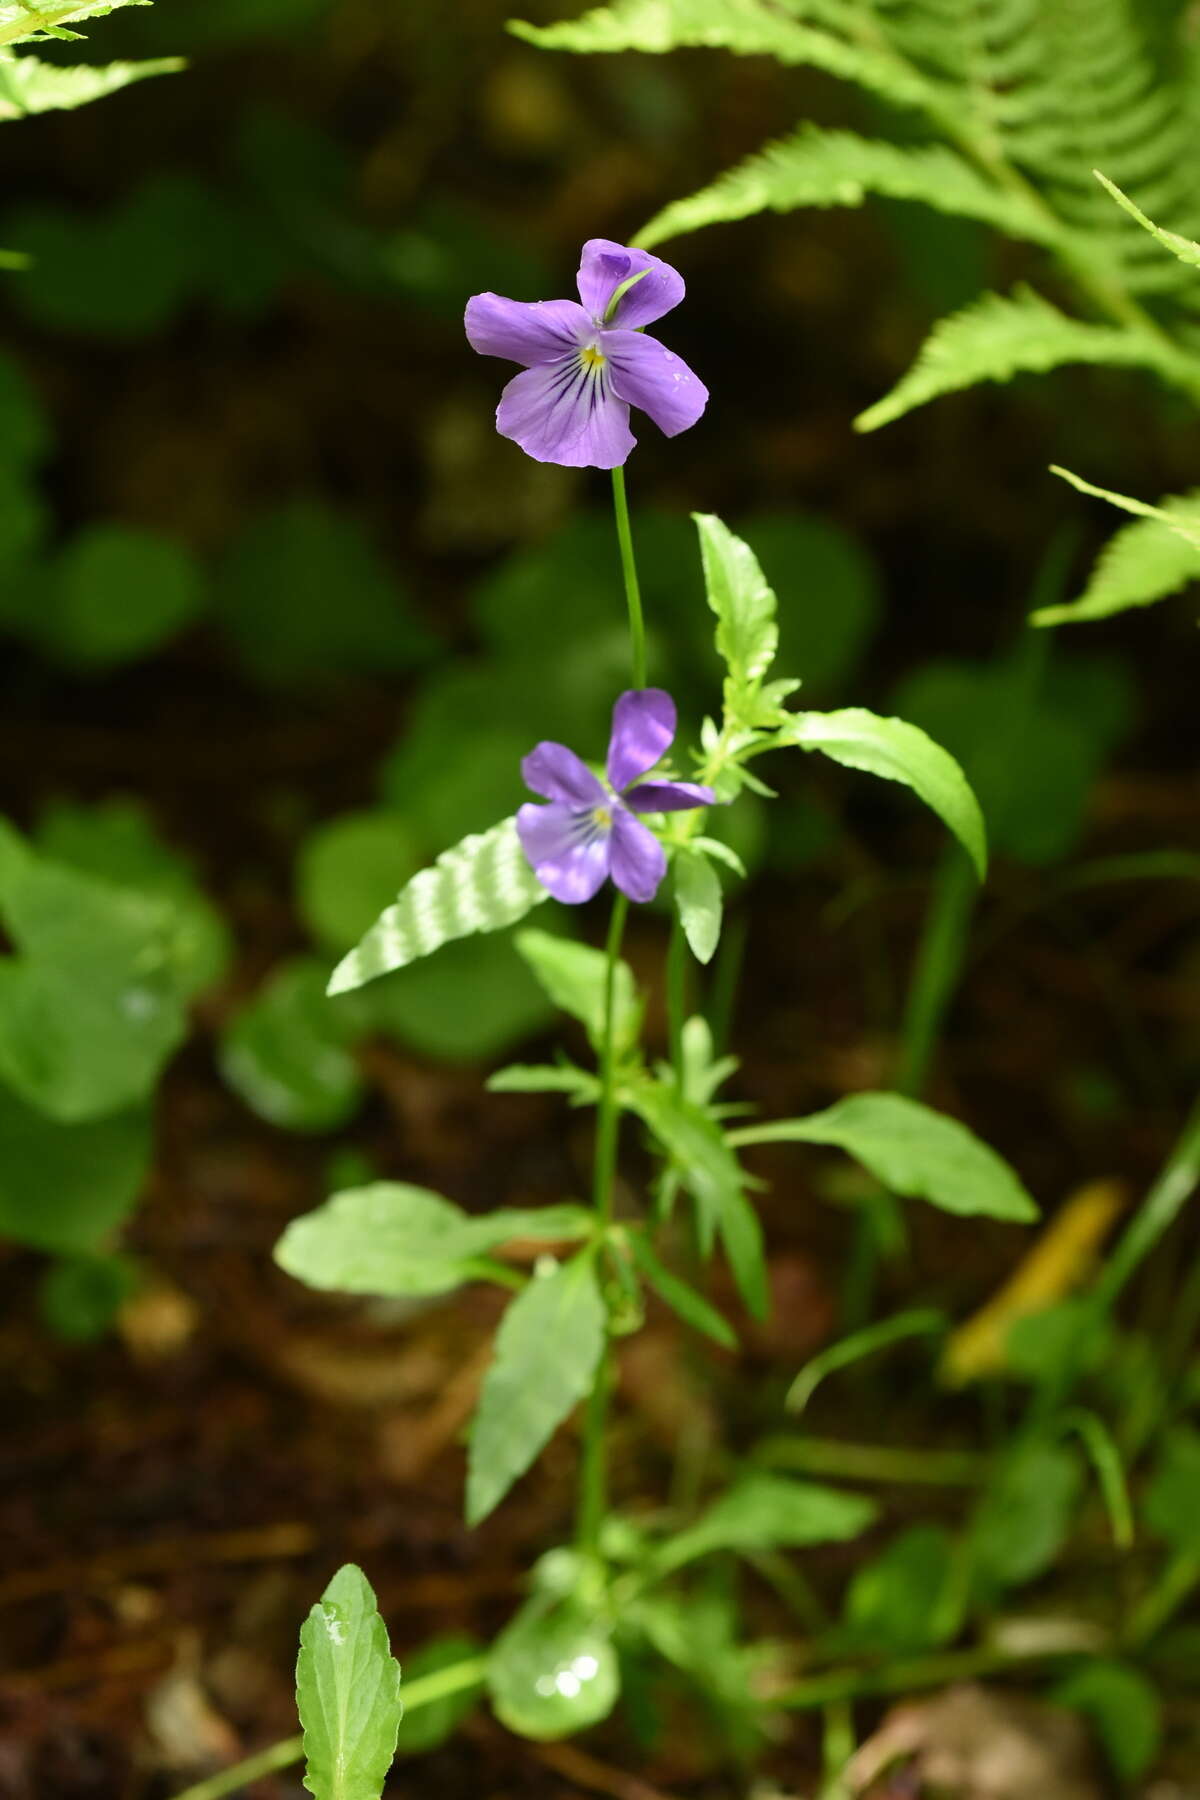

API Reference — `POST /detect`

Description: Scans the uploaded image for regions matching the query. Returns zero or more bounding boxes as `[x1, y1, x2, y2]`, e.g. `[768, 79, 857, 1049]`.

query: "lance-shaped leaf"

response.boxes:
[855, 287, 1192, 433]
[0, 0, 150, 45]
[467, 1254, 606, 1525]
[629, 1232, 736, 1348]
[654, 1473, 877, 1574]
[327, 818, 548, 996]
[693, 512, 778, 715]
[0, 50, 180, 119]
[673, 846, 723, 964]
[773, 707, 986, 876]
[638, 127, 1056, 250]
[276, 1183, 592, 1299]
[296, 1563, 402, 1800]
[514, 928, 640, 1053]
[731, 1092, 1037, 1222]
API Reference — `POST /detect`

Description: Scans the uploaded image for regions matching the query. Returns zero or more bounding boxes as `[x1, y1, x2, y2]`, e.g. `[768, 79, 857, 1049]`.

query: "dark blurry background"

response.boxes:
[2, 1, 1200, 1794]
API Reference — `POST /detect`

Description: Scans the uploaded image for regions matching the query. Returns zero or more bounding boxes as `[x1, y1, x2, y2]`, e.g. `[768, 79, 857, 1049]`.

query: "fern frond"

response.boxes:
[0, 50, 179, 117]
[635, 124, 1059, 249]
[855, 287, 1194, 431]
[508, 0, 947, 116]
[1093, 170, 1200, 275]
[0, 1, 150, 47]
[1034, 487, 1200, 625]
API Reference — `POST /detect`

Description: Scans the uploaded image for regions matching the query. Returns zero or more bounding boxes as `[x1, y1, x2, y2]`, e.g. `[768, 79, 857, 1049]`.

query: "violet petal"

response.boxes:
[521, 742, 606, 807]
[603, 329, 708, 437]
[609, 807, 667, 903]
[516, 802, 611, 904]
[465, 294, 590, 367]
[607, 688, 676, 791]
[495, 356, 636, 469]
[576, 239, 685, 328]
[625, 780, 716, 814]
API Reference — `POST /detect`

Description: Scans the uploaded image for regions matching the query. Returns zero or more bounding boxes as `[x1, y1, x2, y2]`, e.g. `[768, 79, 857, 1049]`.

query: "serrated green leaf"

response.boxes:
[328, 818, 548, 996]
[467, 1253, 606, 1525]
[773, 707, 987, 876]
[0, 1081, 151, 1252]
[509, 0, 942, 115]
[673, 847, 722, 964]
[630, 1080, 766, 1316]
[1036, 472, 1200, 625]
[220, 959, 364, 1134]
[638, 127, 1056, 250]
[296, 1564, 402, 1800]
[655, 1473, 877, 1575]
[488, 1597, 619, 1741]
[513, 928, 639, 1053]
[1094, 170, 1200, 272]
[628, 1232, 735, 1347]
[732, 1093, 1037, 1222]
[276, 1183, 592, 1300]
[855, 288, 1190, 432]
[0, 1, 151, 47]
[693, 512, 778, 716]
[0, 49, 179, 118]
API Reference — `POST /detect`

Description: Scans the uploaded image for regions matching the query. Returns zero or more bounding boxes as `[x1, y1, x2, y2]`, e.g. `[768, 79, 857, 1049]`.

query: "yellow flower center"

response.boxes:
[591, 804, 613, 829]
[580, 345, 606, 371]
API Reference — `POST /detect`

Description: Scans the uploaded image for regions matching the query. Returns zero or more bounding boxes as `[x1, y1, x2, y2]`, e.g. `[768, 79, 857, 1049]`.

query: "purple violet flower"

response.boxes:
[517, 689, 715, 905]
[465, 240, 708, 469]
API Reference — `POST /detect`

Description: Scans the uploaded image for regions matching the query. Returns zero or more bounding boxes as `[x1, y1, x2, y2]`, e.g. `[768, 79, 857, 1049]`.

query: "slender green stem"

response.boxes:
[1126, 1549, 1200, 1647]
[894, 846, 977, 1098]
[611, 466, 647, 689]
[754, 1433, 986, 1487]
[666, 906, 687, 1092]
[1092, 1094, 1200, 1313]
[576, 892, 629, 1559]
[777, 1641, 1083, 1710]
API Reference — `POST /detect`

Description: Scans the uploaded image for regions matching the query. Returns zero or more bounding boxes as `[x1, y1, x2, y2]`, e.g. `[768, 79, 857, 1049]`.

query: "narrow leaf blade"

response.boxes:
[296, 1563, 402, 1800]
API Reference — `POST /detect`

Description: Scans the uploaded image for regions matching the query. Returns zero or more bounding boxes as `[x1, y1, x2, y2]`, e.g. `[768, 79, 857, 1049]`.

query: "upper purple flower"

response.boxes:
[465, 240, 709, 469]
[517, 689, 714, 905]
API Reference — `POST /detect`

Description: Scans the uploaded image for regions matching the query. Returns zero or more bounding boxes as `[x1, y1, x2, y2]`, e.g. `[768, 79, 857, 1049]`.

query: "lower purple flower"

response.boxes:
[517, 689, 715, 904]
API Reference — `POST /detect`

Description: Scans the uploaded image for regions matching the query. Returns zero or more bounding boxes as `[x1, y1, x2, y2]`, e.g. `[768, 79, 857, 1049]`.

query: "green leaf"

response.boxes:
[854, 287, 1190, 433]
[467, 1253, 606, 1525]
[393, 1637, 483, 1756]
[488, 1596, 619, 1740]
[220, 959, 364, 1134]
[638, 127, 1056, 250]
[0, 1, 152, 47]
[844, 1525, 960, 1653]
[655, 1473, 877, 1575]
[628, 1231, 736, 1348]
[36, 796, 229, 994]
[297, 810, 423, 956]
[1035, 481, 1200, 626]
[972, 1442, 1081, 1588]
[276, 1182, 592, 1300]
[732, 1093, 1037, 1222]
[630, 1080, 767, 1317]
[1094, 170, 1200, 272]
[514, 928, 640, 1053]
[39, 1250, 137, 1341]
[673, 848, 722, 964]
[773, 707, 987, 876]
[1145, 1429, 1200, 1555]
[0, 825, 192, 1122]
[327, 819, 549, 996]
[726, 513, 881, 696]
[31, 525, 203, 665]
[1053, 1660, 1162, 1781]
[509, 0, 942, 116]
[487, 1061, 599, 1101]
[0, 49, 179, 118]
[693, 512, 778, 718]
[296, 1563, 402, 1800]
[0, 1081, 151, 1252]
